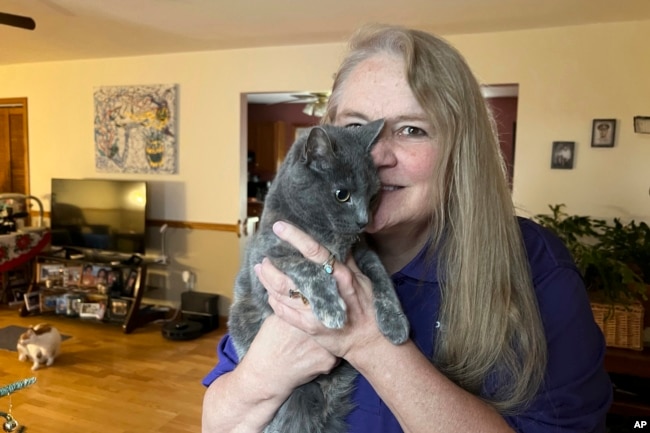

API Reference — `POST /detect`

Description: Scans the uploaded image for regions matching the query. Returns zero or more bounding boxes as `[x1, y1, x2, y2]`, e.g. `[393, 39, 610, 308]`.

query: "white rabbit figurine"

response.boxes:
[16, 323, 62, 371]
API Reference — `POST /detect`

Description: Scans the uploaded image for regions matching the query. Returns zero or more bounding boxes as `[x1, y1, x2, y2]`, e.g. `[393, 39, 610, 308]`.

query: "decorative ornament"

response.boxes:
[0, 377, 35, 433]
[2, 414, 17, 432]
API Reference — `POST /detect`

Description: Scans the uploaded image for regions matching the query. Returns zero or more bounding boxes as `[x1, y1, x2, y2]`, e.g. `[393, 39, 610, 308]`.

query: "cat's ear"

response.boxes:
[303, 127, 336, 163]
[363, 119, 385, 151]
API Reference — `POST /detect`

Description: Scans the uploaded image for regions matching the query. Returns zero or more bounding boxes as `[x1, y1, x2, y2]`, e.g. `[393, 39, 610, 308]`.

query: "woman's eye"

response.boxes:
[398, 126, 427, 136]
[335, 189, 351, 202]
[344, 123, 363, 129]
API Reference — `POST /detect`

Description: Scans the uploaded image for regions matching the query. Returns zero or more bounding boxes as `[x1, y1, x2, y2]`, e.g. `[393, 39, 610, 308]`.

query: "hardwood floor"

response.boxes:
[0, 306, 226, 432]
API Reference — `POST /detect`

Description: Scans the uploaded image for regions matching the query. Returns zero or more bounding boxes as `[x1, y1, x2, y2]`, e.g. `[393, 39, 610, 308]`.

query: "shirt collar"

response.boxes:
[393, 241, 439, 283]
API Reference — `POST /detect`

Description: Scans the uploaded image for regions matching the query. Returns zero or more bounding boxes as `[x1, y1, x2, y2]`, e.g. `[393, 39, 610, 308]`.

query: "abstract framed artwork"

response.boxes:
[94, 84, 178, 174]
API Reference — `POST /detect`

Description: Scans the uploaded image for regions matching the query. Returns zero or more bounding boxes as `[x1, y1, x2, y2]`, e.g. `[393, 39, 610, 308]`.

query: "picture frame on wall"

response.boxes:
[551, 141, 575, 169]
[591, 119, 616, 147]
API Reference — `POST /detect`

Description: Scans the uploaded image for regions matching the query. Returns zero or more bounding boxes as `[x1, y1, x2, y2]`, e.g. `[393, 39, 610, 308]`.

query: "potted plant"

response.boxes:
[534, 204, 649, 350]
[534, 204, 648, 304]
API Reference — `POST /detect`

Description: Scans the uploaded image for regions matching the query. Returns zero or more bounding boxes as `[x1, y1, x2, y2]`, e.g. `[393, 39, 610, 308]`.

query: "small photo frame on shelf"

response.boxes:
[40, 289, 64, 312]
[23, 291, 41, 312]
[64, 266, 82, 286]
[591, 119, 616, 147]
[79, 302, 106, 320]
[11, 287, 27, 304]
[55, 296, 69, 315]
[37, 263, 65, 283]
[80, 264, 107, 287]
[107, 270, 121, 291]
[122, 269, 139, 297]
[109, 298, 131, 320]
[95, 267, 111, 285]
[551, 141, 575, 169]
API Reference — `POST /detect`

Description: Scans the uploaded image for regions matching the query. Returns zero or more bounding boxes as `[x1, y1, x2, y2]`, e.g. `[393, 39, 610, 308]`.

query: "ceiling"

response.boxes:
[2, 0, 650, 68]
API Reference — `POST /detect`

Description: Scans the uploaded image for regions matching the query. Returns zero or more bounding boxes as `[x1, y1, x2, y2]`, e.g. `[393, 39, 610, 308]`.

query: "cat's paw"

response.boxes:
[31, 363, 40, 371]
[376, 302, 410, 345]
[18, 354, 26, 362]
[312, 296, 347, 329]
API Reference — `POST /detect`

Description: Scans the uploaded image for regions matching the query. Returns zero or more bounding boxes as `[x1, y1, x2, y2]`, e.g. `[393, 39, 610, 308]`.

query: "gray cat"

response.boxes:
[228, 119, 410, 433]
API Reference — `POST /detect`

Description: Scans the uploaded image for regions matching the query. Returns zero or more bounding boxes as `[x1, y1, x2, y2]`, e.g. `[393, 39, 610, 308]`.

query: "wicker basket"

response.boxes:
[590, 300, 644, 351]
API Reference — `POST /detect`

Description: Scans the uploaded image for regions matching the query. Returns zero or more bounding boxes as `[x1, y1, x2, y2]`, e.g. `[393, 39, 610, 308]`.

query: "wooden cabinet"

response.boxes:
[605, 347, 650, 415]
[248, 120, 288, 181]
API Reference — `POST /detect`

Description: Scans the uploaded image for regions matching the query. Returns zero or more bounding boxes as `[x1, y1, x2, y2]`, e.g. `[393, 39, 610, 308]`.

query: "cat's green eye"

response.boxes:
[335, 189, 351, 202]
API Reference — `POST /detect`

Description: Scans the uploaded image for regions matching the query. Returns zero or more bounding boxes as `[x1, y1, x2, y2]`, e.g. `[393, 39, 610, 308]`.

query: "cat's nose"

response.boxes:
[357, 220, 367, 230]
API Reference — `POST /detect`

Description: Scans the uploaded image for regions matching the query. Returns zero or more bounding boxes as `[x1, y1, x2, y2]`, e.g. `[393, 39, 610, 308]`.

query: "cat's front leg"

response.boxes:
[355, 249, 410, 345]
[276, 256, 347, 329]
[17, 345, 27, 362]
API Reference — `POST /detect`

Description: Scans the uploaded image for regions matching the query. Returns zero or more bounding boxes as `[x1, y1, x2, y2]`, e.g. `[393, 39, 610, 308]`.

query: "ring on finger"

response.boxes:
[288, 288, 310, 306]
[322, 252, 335, 274]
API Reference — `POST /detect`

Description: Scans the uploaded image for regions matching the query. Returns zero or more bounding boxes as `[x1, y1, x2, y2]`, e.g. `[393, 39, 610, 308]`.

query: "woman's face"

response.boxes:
[333, 54, 438, 235]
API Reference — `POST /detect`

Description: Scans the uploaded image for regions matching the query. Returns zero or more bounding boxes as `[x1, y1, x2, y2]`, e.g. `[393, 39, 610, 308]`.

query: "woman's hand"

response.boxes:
[243, 314, 340, 392]
[255, 221, 385, 360]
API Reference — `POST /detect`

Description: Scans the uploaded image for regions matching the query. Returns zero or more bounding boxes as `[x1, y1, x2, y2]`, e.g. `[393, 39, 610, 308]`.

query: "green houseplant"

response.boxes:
[534, 204, 649, 305]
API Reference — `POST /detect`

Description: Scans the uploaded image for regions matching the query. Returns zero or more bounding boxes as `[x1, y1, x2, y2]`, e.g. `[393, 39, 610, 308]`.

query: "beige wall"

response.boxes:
[1, 20, 649, 314]
[449, 21, 650, 220]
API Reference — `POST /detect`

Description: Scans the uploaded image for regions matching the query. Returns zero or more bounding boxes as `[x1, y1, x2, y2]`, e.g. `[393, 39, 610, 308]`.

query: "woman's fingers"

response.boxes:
[273, 221, 333, 265]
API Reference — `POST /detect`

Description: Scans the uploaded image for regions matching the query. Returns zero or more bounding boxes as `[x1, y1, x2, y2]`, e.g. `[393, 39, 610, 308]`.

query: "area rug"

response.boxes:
[0, 325, 71, 352]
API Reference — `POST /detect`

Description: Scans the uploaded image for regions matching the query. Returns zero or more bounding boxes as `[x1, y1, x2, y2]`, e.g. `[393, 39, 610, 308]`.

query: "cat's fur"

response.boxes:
[17, 323, 62, 371]
[228, 119, 410, 433]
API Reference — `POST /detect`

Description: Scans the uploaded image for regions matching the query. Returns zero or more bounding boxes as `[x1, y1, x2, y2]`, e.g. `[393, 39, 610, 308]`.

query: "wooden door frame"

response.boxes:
[0, 97, 30, 195]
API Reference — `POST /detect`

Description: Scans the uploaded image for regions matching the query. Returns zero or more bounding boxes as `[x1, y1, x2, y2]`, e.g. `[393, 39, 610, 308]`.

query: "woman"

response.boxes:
[202, 24, 612, 432]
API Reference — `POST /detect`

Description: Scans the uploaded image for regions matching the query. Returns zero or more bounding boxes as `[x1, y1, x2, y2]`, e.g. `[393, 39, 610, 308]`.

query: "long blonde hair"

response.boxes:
[324, 24, 547, 414]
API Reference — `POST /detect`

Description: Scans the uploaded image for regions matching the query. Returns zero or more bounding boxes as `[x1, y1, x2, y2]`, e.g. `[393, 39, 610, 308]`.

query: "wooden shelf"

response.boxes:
[19, 252, 166, 333]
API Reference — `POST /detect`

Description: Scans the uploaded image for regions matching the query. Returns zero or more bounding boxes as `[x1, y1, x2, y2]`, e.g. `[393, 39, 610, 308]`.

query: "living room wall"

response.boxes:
[0, 20, 648, 313]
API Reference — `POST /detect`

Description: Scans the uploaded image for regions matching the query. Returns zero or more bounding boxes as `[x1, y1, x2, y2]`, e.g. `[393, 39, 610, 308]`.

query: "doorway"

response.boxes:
[0, 98, 30, 195]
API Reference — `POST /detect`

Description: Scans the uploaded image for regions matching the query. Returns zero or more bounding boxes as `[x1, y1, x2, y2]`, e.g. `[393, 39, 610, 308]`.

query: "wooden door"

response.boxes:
[0, 98, 30, 195]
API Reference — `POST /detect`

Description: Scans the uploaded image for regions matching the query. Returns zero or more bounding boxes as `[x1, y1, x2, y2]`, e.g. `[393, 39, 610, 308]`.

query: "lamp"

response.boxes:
[0, 193, 44, 228]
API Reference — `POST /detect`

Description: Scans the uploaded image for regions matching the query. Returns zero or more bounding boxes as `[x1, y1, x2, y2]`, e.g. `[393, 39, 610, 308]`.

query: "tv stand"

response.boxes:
[19, 251, 168, 333]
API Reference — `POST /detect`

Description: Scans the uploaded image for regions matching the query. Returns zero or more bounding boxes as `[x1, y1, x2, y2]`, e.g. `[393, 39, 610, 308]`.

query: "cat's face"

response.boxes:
[288, 120, 384, 235]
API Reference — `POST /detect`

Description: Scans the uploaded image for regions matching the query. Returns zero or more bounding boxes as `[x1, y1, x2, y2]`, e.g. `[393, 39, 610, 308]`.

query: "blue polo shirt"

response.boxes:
[203, 217, 612, 432]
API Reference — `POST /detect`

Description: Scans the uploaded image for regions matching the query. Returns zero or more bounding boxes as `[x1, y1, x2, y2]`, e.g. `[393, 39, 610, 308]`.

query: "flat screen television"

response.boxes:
[50, 178, 148, 256]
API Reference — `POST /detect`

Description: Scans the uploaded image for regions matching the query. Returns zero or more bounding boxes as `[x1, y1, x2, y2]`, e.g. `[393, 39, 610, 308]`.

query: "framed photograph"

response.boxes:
[79, 302, 106, 320]
[39, 289, 64, 312]
[11, 287, 27, 303]
[109, 298, 131, 321]
[9, 287, 27, 308]
[56, 296, 69, 315]
[591, 119, 616, 147]
[551, 141, 575, 169]
[36, 263, 65, 283]
[122, 269, 139, 297]
[96, 267, 111, 285]
[23, 291, 41, 312]
[64, 266, 82, 286]
[80, 264, 104, 286]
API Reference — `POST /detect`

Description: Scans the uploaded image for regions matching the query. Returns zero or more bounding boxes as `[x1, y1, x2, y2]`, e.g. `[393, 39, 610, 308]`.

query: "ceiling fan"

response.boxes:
[283, 92, 330, 117]
[0, 12, 36, 30]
